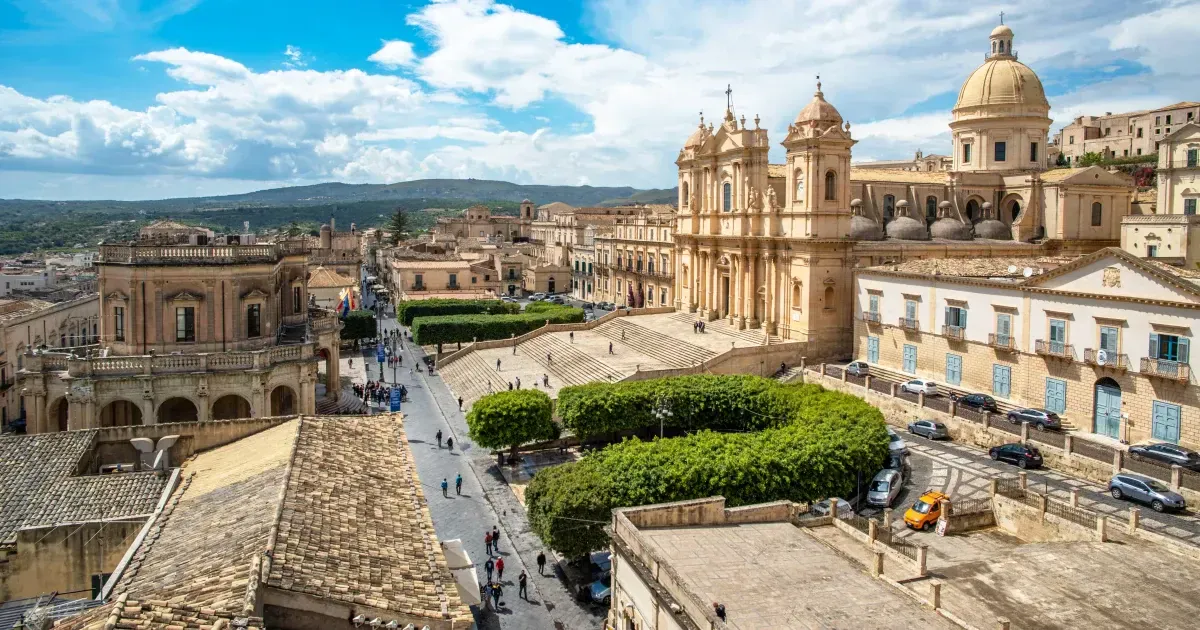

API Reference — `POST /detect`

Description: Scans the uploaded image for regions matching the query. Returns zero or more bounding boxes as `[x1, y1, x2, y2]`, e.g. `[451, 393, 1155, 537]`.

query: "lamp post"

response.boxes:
[654, 397, 673, 439]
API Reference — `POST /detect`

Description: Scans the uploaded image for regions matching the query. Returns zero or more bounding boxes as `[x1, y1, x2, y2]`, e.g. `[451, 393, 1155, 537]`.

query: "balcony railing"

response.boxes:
[942, 325, 965, 341]
[898, 317, 919, 331]
[988, 333, 1016, 351]
[1035, 340, 1075, 361]
[862, 311, 880, 324]
[23, 343, 316, 378]
[1140, 357, 1191, 382]
[1084, 348, 1129, 370]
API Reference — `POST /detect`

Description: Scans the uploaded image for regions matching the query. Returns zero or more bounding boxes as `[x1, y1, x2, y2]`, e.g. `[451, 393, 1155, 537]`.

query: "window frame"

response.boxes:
[114, 306, 125, 342]
[176, 306, 196, 343]
[246, 303, 262, 338]
[1091, 202, 1103, 226]
[994, 141, 1007, 162]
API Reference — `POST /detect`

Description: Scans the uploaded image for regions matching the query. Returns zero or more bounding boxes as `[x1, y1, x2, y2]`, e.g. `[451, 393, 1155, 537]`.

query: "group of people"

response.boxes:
[693, 320, 707, 333]
[480, 525, 532, 611]
[355, 380, 405, 405]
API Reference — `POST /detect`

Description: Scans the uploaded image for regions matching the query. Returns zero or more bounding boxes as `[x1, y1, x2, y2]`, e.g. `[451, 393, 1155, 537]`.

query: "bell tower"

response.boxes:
[781, 80, 856, 238]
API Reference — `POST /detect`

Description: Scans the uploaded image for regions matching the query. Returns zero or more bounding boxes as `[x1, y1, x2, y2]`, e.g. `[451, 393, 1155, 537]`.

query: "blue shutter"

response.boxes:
[1149, 333, 1159, 359]
[1181, 337, 1190, 364]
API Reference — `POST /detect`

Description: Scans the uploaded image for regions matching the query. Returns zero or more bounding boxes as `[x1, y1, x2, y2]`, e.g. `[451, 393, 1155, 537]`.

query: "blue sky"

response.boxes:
[1, 0, 1197, 200]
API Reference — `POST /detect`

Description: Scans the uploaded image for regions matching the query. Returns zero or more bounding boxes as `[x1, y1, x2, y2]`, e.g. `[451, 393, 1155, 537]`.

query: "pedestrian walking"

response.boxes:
[485, 531, 493, 555]
[608, 341, 613, 354]
[713, 602, 726, 621]
[496, 556, 505, 581]
[496, 358, 502, 371]
[436, 429, 443, 447]
[492, 525, 500, 552]
[458, 396, 464, 410]
[492, 583, 503, 609]
[569, 331, 574, 343]
[455, 473, 462, 495]
[536, 551, 546, 575]
[518, 571, 528, 599]
[441, 478, 448, 497]
[482, 583, 492, 611]
[543, 373, 549, 388]
[512, 344, 517, 355]
[621, 329, 626, 340]
[515, 376, 521, 389]
[508, 382, 513, 390]
[446, 437, 453, 450]
[484, 558, 494, 582]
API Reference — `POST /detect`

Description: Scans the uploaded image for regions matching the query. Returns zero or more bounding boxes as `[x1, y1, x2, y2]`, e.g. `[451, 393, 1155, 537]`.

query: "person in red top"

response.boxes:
[485, 531, 493, 555]
[496, 556, 505, 581]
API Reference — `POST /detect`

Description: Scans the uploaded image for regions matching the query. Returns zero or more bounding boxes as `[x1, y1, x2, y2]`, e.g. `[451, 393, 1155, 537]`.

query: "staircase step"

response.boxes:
[593, 319, 714, 368]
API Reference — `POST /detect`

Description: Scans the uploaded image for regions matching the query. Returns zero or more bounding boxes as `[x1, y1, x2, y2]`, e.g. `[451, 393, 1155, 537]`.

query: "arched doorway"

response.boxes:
[547, 277, 556, 294]
[157, 397, 198, 424]
[211, 394, 252, 420]
[1009, 200, 1021, 223]
[966, 199, 981, 222]
[1093, 378, 1122, 439]
[99, 400, 142, 427]
[50, 397, 68, 432]
[271, 385, 297, 416]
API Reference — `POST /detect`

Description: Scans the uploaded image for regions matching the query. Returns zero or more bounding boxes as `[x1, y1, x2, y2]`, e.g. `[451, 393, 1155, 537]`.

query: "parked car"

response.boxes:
[589, 550, 612, 576]
[904, 490, 948, 530]
[548, 295, 566, 305]
[530, 292, 547, 301]
[500, 296, 518, 303]
[1108, 473, 1186, 513]
[867, 468, 905, 507]
[588, 572, 612, 605]
[907, 419, 949, 440]
[901, 379, 938, 396]
[1128, 443, 1200, 472]
[845, 361, 870, 377]
[884, 451, 910, 474]
[953, 392, 997, 413]
[810, 498, 854, 519]
[886, 427, 909, 455]
[989, 443, 1043, 469]
[1006, 408, 1061, 431]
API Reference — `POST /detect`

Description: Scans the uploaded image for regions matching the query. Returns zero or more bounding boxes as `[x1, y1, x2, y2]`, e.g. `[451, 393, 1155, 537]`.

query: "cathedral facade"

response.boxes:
[673, 24, 1135, 358]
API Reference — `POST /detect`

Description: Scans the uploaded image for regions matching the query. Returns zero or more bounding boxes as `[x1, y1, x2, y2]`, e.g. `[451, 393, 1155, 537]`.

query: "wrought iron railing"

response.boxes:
[942, 325, 965, 341]
[1035, 340, 1075, 360]
[862, 311, 880, 324]
[988, 333, 1015, 350]
[1083, 348, 1129, 370]
[898, 317, 919, 331]
[1140, 357, 1191, 381]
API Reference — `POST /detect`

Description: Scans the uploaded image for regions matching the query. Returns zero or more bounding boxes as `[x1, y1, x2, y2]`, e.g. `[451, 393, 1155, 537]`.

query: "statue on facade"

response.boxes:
[747, 186, 763, 211]
[765, 186, 778, 212]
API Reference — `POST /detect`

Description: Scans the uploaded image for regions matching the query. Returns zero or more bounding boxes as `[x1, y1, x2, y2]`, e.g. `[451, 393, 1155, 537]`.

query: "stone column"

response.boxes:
[762, 253, 773, 332]
[33, 394, 47, 434]
[747, 252, 759, 328]
[732, 255, 743, 326]
[690, 246, 700, 311]
[141, 397, 155, 426]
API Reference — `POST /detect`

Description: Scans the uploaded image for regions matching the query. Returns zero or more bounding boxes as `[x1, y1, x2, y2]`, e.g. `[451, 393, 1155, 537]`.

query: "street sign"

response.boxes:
[936, 518, 947, 537]
[390, 387, 401, 412]
[376, 342, 386, 364]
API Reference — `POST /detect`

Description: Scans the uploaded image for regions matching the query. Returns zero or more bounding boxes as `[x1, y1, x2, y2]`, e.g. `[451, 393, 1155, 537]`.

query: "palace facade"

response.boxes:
[673, 23, 1135, 358]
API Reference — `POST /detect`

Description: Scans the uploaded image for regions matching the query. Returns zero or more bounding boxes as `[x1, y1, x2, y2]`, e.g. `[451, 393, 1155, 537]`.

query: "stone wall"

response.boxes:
[1, 521, 144, 602]
[90, 415, 295, 470]
[992, 493, 1100, 543]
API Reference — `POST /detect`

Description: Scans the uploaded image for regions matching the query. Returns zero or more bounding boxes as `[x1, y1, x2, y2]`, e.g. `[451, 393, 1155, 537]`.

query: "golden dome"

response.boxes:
[794, 82, 843, 126]
[953, 57, 1048, 113]
[990, 24, 1013, 38]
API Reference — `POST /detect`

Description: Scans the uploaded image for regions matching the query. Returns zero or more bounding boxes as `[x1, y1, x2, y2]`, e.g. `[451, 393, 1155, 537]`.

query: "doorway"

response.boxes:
[1093, 378, 1122, 439]
[721, 276, 730, 318]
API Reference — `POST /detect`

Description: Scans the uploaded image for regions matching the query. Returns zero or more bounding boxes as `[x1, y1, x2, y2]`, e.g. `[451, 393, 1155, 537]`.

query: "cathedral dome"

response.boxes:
[794, 81, 843, 126]
[850, 214, 885, 241]
[990, 24, 1013, 38]
[885, 201, 929, 241]
[930, 217, 973, 240]
[973, 219, 1012, 240]
[684, 123, 706, 148]
[954, 25, 1048, 115]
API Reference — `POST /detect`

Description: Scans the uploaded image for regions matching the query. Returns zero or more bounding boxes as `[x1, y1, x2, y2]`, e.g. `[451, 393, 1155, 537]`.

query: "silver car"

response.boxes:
[907, 419, 949, 440]
[1108, 473, 1186, 513]
[886, 427, 909, 455]
[867, 468, 904, 507]
[846, 361, 869, 376]
[810, 498, 854, 519]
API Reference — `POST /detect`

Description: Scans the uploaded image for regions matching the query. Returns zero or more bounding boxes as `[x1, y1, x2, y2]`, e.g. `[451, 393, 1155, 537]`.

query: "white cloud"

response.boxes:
[283, 44, 307, 68]
[368, 40, 417, 69]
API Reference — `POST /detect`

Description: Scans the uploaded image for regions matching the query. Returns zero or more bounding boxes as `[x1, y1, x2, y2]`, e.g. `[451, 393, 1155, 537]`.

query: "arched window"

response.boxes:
[824, 171, 836, 201]
[823, 286, 834, 309]
[682, 181, 690, 206]
[1091, 202, 1103, 226]
[792, 284, 801, 308]
[723, 182, 732, 211]
[883, 195, 896, 220]
[795, 172, 805, 200]
[926, 196, 938, 221]
[966, 199, 980, 222]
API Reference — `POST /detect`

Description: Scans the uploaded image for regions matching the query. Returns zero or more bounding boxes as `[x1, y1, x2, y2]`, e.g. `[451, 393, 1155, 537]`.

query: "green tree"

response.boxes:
[340, 309, 377, 341]
[1055, 152, 1068, 167]
[1078, 151, 1105, 167]
[286, 221, 301, 237]
[467, 390, 558, 461]
[387, 208, 410, 245]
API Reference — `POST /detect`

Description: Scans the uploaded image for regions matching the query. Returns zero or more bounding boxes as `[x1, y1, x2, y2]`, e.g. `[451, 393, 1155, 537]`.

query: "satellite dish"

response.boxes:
[1007, 265, 1018, 274]
[1022, 267, 1033, 278]
[1097, 349, 1108, 366]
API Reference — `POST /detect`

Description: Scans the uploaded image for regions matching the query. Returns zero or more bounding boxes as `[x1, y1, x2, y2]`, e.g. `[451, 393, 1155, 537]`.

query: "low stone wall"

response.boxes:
[622, 342, 808, 382]
[91, 415, 296, 470]
[992, 492, 1100, 543]
[944, 506, 996, 534]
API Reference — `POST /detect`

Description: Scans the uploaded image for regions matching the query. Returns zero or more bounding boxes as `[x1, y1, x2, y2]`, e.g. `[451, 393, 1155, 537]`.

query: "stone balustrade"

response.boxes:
[23, 342, 316, 377]
[98, 240, 308, 265]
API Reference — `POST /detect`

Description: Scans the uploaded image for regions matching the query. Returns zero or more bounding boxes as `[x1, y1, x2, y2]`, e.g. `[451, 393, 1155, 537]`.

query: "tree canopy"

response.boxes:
[467, 389, 558, 456]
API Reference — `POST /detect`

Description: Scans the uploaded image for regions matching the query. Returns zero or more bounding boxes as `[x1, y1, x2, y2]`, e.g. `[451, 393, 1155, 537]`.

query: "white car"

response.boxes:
[886, 427, 909, 456]
[902, 379, 938, 396]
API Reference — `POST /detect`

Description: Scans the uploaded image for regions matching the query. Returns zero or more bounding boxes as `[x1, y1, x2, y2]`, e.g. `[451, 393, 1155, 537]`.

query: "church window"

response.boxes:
[883, 195, 896, 220]
[682, 182, 690, 206]
[926, 197, 937, 221]
[994, 141, 1007, 162]
[824, 171, 836, 201]
[792, 284, 801, 308]
[962, 143, 972, 163]
[795, 172, 805, 201]
[723, 183, 732, 211]
[1030, 142, 1038, 162]
[1187, 149, 1198, 167]
[1184, 199, 1196, 215]
[1091, 202, 1103, 226]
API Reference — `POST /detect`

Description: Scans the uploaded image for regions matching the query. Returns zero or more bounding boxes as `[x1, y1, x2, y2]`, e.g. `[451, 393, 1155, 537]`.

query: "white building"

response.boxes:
[0, 269, 56, 297]
[1122, 122, 1200, 268]
[854, 248, 1198, 448]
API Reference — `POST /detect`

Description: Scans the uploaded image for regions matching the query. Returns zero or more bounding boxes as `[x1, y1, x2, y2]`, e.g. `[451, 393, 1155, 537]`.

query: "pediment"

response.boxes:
[168, 290, 202, 302]
[242, 288, 269, 300]
[105, 291, 128, 301]
[1024, 249, 1200, 304]
[1044, 166, 1132, 187]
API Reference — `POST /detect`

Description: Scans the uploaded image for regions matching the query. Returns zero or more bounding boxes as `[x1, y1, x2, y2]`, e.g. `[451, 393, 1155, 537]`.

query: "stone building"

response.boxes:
[433, 202, 534, 243]
[306, 266, 358, 310]
[1052, 102, 1200, 163]
[854, 248, 1198, 448]
[673, 23, 1133, 358]
[595, 207, 677, 307]
[17, 224, 341, 434]
[854, 149, 952, 173]
[1122, 122, 1200, 267]
[308, 218, 363, 279]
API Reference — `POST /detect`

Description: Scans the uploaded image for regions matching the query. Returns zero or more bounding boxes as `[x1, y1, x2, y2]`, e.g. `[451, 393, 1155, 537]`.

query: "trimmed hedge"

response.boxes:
[523, 301, 563, 314]
[411, 306, 583, 346]
[340, 309, 377, 340]
[396, 298, 518, 326]
[525, 376, 889, 558]
[467, 389, 559, 455]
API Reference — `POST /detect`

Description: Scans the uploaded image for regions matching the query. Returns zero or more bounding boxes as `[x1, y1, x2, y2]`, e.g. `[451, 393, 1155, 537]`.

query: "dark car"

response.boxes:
[954, 393, 998, 413]
[1006, 408, 1061, 431]
[907, 419, 949, 440]
[989, 443, 1043, 469]
[1129, 443, 1200, 472]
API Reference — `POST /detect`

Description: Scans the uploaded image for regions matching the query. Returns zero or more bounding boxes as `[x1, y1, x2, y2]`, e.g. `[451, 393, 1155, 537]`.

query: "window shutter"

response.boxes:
[1149, 333, 1159, 359]
[961, 309, 967, 328]
[1180, 337, 1190, 364]
[944, 306, 951, 326]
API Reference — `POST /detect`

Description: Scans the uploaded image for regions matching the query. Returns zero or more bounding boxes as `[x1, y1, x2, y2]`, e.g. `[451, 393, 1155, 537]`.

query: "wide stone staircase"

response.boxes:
[315, 387, 368, 414]
[438, 350, 503, 407]
[668, 311, 783, 345]
[517, 333, 626, 386]
[593, 319, 715, 368]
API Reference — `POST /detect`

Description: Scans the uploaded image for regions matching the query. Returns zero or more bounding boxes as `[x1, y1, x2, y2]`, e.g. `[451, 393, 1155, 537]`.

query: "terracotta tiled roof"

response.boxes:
[865, 255, 1076, 279]
[0, 430, 164, 545]
[307, 266, 356, 289]
[267, 416, 472, 624]
[768, 164, 787, 178]
[849, 168, 948, 184]
[1150, 101, 1200, 113]
[1038, 167, 1088, 182]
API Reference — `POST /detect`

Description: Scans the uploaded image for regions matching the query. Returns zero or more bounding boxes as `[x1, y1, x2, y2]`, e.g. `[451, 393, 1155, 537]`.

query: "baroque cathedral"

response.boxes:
[672, 23, 1134, 357]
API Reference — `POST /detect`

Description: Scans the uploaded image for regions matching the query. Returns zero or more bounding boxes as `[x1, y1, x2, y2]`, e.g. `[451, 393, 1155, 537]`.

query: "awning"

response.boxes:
[441, 539, 482, 606]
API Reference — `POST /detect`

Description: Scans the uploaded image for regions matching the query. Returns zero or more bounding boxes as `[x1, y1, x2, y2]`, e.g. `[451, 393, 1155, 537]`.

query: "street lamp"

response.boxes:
[654, 396, 673, 439]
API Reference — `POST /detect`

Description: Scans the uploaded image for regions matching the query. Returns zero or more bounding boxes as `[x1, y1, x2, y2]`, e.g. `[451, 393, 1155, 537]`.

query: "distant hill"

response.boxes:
[596, 188, 678, 207]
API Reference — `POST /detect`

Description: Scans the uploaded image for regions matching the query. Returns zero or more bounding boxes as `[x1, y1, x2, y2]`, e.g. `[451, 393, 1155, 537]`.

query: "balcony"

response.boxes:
[898, 317, 919, 331]
[988, 333, 1016, 351]
[1140, 357, 1191, 382]
[411, 284, 426, 292]
[447, 283, 460, 290]
[1035, 340, 1075, 361]
[942, 325, 965, 341]
[1084, 348, 1130, 371]
[862, 311, 880, 324]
